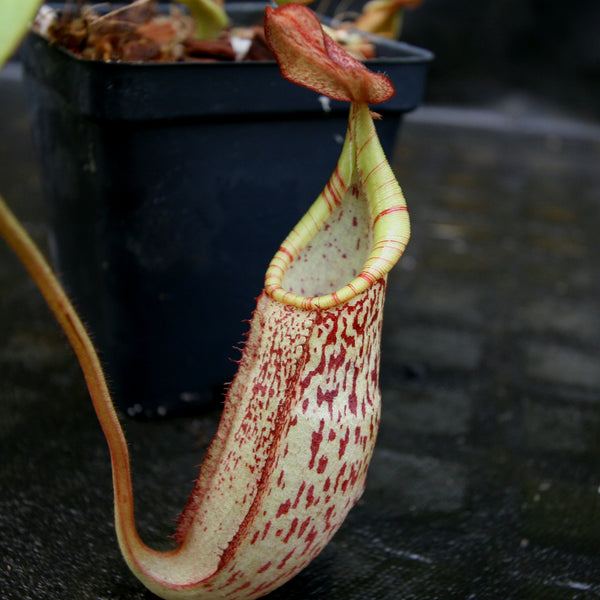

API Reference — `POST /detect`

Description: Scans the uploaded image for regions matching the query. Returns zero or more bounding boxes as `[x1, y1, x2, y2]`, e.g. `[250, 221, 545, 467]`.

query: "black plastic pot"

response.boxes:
[20, 2, 432, 418]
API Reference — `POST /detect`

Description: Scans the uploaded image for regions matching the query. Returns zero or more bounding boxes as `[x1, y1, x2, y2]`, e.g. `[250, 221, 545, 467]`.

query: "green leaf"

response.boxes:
[174, 0, 228, 40]
[0, 0, 43, 68]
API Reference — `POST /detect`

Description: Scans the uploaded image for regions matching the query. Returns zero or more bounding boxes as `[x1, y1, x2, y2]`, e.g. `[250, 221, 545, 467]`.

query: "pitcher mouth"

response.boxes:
[264, 103, 409, 311]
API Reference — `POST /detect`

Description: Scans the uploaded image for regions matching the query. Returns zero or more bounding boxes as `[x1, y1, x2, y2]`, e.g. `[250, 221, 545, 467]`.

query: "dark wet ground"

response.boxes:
[1, 61, 600, 599]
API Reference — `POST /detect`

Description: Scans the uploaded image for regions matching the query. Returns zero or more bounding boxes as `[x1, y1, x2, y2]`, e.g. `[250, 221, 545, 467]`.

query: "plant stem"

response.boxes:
[0, 194, 145, 560]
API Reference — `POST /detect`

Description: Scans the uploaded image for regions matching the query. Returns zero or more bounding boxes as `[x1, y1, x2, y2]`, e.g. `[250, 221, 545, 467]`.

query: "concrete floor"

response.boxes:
[1, 61, 600, 598]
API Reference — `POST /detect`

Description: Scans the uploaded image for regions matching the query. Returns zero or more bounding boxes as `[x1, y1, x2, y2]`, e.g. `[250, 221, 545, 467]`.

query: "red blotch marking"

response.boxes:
[302, 397, 310, 413]
[298, 516, 311, 538]
[277, 470, 285, 488]
[317, 455, 328, 474]
[277, 549, 296, 570]
[306, 484, 316, 508]
[283, 517, 299, 543]
[222, 571, 241, 588]
[309, 420, 325, 469]
[369, 419, 376, 440]
[250, 530, 260, 545]
[349, 464, 359, 486]
[249, 565, 303, 598]
[323, 505, 336, 530]
[370, 366, 378, 384]
[359, 432, 368, 450]
[334, 463, 347, 493]
[341, 464, 360, 494]
[257, 561, 272, 574]
[352, 296, 369, 333]
[292, 481, 306, 509]
[328, 429, 336, 441]
[301, 526, 319, 556]
[316, 386, 336, 409]
[340, 318, 357, 348]
[323, 477, 331, 492]
[276, 498, 291, 518]
[226, 582, 251, 597]
[338, 428, 350, 459]
[348, 389, 358, 416]
[261, 521, 271, 541]
[327, 346, 346, 374]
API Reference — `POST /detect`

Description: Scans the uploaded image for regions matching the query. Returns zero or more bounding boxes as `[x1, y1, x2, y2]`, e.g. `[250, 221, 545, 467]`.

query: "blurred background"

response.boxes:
[401, 0, 599, 122]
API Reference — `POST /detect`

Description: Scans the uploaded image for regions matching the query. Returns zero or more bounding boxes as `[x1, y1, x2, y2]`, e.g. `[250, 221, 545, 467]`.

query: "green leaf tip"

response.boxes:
[174, 0, 228, 40]
[0, 0, 43, 67]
